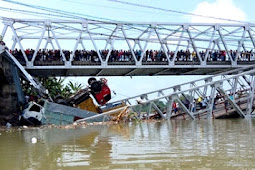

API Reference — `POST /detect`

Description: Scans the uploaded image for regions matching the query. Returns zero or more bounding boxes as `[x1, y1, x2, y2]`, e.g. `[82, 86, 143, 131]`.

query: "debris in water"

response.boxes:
[6, 122, 12, 128]
[31, 137, 37, 144]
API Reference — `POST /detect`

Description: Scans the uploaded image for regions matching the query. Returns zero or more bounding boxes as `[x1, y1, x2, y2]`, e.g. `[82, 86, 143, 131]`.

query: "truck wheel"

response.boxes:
[88, 77, 96, 85]
[90, 81, 102, 93]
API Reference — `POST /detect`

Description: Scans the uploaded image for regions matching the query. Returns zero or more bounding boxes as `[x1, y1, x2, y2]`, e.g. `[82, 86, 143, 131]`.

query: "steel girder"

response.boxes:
[1, 18, 255, 75]
[108, 65, 255, 120]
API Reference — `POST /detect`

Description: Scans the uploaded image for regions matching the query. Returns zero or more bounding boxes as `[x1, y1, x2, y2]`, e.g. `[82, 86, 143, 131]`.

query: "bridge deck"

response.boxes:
[26, 61, 255, 77]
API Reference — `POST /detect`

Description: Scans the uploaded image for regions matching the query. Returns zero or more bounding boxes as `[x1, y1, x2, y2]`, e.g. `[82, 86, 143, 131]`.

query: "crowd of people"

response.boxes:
[9, 48, 255, 64]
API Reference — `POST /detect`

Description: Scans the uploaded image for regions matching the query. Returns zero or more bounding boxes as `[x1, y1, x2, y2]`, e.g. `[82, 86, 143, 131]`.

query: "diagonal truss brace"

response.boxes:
[216, 86, 246, 118]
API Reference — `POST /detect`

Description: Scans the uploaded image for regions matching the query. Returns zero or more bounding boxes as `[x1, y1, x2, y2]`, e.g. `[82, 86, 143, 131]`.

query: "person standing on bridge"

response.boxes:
[172, 101, 178, 115]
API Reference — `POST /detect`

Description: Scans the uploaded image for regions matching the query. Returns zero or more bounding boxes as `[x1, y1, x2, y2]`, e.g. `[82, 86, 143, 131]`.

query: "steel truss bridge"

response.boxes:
[80, 65, 255, 122]
[1, 18, 255, 76]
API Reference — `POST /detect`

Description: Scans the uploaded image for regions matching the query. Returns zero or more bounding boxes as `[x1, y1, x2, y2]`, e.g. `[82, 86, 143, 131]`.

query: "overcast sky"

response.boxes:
[0, 0, 253, 102]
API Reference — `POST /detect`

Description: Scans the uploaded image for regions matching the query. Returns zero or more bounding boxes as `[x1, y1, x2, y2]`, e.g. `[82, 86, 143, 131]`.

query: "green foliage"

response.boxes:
[38, 77, 69, 98]
[134, 100, 166, 112]
[22, 77, 84, 99]
[67, 81, 84, 93]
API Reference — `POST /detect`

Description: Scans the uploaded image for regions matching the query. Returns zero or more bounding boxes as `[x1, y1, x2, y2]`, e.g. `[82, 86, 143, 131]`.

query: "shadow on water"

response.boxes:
[1, 119, 255, 169]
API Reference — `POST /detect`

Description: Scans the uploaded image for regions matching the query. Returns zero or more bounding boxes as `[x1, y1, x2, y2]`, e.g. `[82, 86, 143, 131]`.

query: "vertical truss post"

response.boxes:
[242, 43, 247, 59]
[145, 103, 152, 119]
[105, 25, 119, 63]
[85, 23, 103, 64]
[50, 27, 67, 62]
[154, 25, 170, 63]
[81, 40, 86, 51]
[204, 26, 216, 62]
[139, 28, 152, 62]
[231, 77, 238, 97]
[10, 23, 28, 64]
[236, 26, 247, 62]
[44, 37, 51, 49]
[202, 84, 208, 98]
[172, 27, 184, 65]
[189, 90, 196, 114]
[186, 40, 191, 50]
[216, 25, 235, 65]
[70, 29, 83, 62]
[207, 83, 218, 118]
[185, 24, 203, 64]
[202, 77, 212, 98]
[211, 41, 216, 52]
[121, 26, 138, 64]
[215, 40, 222, 52]
[236, 40, 243, 61]
[31, 26, 46, 65]
[46, 38, 55, 50]
[166, 96, 174, 119]
[105, 41, 113, 63]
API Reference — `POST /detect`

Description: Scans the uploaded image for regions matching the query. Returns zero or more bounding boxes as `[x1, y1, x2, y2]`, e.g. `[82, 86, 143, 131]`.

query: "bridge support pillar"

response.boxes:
[0, 52, 22, 125]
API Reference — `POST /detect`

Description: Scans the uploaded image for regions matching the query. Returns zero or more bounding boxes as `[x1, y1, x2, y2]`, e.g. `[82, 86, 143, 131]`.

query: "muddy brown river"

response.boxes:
[0, 119, 255, 169]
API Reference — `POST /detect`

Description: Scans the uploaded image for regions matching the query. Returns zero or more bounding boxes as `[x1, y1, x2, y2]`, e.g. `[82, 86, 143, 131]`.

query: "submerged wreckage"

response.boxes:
[20, 77, 121, 126]
[0, 42, 128, 126]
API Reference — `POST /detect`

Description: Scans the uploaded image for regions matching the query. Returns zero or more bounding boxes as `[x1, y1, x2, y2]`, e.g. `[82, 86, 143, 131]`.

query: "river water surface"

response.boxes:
[0, 119, 255, 169]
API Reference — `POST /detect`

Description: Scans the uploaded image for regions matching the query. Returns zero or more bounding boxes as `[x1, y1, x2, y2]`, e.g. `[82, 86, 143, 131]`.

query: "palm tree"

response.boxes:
[22, 77, 85, 100]
[67, 81, 84, 93]
[38, 77, 72, 98]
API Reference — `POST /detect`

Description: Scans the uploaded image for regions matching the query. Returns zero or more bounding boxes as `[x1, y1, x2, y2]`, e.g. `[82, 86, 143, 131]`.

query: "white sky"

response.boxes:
[190, 0, 247, 23]
[0, 0, 252, 101]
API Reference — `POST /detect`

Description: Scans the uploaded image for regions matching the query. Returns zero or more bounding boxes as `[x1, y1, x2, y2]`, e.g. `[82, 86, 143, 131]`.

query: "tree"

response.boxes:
[22, 76, 85, 100]
[67, 81, 84, 93]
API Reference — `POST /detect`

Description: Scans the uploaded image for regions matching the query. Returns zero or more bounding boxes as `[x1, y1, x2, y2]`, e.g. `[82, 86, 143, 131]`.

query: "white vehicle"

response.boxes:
[20, 101, 45, 125]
